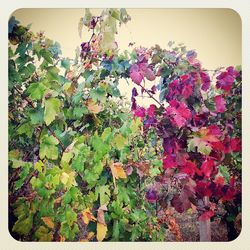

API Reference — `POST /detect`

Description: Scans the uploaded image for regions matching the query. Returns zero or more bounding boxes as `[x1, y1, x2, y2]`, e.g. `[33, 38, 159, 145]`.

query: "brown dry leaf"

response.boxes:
[86, 99, 103, 114]
[96, 222, 107, 242]
[55, 196, 62, 204]
[99, 204, 108, 211]
[41, 217, 54, 229]
[59, 235, 66, 242]
[82, 208, 97, 225]
[127, 160, 151, 176]
[80, 239, 88, 242]
[97, 209, 105, 225]
[97, 205, 107, 226]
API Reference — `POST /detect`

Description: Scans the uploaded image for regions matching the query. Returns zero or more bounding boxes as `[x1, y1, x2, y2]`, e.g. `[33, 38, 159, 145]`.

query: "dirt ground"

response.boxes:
[165, 209, 228, 242]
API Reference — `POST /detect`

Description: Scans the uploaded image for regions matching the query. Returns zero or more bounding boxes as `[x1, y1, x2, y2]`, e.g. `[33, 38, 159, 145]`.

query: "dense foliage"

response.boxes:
[8, 9, 241, 242]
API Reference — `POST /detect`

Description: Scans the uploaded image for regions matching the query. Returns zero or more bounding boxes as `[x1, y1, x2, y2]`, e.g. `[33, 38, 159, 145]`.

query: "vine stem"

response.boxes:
[13, 86, 65, 151]
[138, 83, 165, 109]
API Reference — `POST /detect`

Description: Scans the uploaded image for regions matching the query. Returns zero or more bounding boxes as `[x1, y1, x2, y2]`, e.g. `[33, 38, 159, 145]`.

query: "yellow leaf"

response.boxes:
[60, 171, 77, 187]
[87, 232, 95, 240]
[80, 232, 95, 242]
[34, 160, 44, 173]
[87, 99, 103, 114]
[41, 217, 54, 229]
[60, 172, 69, 185]
[115, 165, 127, 179]
[110, 161, 127, 179]
[97, 222, 107, 242]
[82, 208, 96, 225]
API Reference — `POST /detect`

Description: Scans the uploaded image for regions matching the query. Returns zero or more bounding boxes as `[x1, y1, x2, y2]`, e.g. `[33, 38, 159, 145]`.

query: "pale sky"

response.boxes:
[13, 8, 241, 106]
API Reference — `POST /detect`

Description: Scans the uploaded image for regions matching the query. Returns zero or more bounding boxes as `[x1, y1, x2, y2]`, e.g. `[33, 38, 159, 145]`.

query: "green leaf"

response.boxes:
[96, 185, 110, 205]
[35, 226, 53, 241]
[83, 169, 99, 186]
[90, 87, 106, 103]
[46, 66, 59, 81]
[112, 220, 120, 240]
[29, 107, 44, 125]
[83, 8, 92, 26]
[44, 97, 61, 125]
[93, 160, 103, 175]
[17, 122, 34, 138]
[91, 134, 109, 157]
[73, 106, 88, 119]
[120, 8, 130, 24]
[65, 207, 77, 226]
[110, 9, 120, 21]
[117, 185, 130, 205]
[219, 165, 230, 183]
[101, 127, 112, 142]
[9, 47, 14, 58]
[15, 42, 27, 56]
[60, 223, 79, 241]
[9, 60, 21, 88]
[113, 134, 128, 150]
[40, 49, 53, 64]
[26, 82, 47, 101]
[187, 138, 212, 155]
[152, 159, 163, 167]
[130, 117, 142, 133]
[39, 135, 59, 160]
[27, 63, 36, 74]
[149, 166, 161, 177]
[100, 31, 115, 52]
[61, 151, 74, 165]
[12, 214, 33, 236]
[72, 154, 85, 172]
[61, 58, 70, 70]
[14, 163, 32, 190]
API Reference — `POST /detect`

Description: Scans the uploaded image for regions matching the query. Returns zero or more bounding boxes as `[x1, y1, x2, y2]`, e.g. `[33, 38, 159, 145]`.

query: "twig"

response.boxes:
[47, 126, 65, 149]
[138, 83, 165, 108]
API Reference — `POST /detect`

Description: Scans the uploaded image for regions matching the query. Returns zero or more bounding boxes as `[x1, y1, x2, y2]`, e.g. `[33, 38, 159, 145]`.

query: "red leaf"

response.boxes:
[195, 181, 212, 197]
[180, 74, 190, 82]
[214, 176, 225, 185]
[200, 71, 211, 91]
[216, 66, 239, 92]
[134, 106, 146, 118]
[163, 154, 176, 169]
[171, 195, 185, 213]
[147, 104, 156, 118]
[130, 70, 143, 84]
[199, 210, 214, 221]
[182, 84, 193, 98]
[223, 137, 241, 153]
[222, 186, 237, 201]
[214, 95, 226, 113]
[144, 67, 155, 81]
[200, 159, 215, 178]
[181, 160, 201, 177]
[208, 125, 222, 137]
[171, 185, 194, 213]
[166, 100, 192, 128]
[230, 138, 241, 152]
[130, 64, 143, 84]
